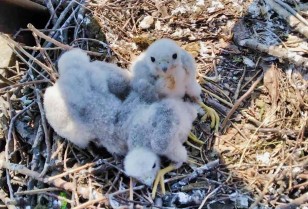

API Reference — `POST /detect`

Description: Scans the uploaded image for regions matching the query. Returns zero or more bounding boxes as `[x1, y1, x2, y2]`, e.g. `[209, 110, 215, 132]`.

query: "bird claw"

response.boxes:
[198, 101, 220, 133]
[188, 132, 204, 145]
[151, 165, 176, 199]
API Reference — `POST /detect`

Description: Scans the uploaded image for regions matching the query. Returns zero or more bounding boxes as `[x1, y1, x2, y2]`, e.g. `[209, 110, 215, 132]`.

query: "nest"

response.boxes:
[0, 0, 307, 208]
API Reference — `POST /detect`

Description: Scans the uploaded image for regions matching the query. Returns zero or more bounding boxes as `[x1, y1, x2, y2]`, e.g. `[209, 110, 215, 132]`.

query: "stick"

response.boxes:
[171, 159, 219, 191]
[198, 186, 222, 209]
[249, 163, 284, 209]
[278, 193, 308, 209]
[15, 188, 60, 195]
[35, 89, 51, 177]
[27, 24, 103, 57]
[233, 67, 246, 100]
[265, 0, 308, 38]
[0, 189, 16, 209]
[0, 80, 49, 93]
[274, 0, 308, 26]
[239, 39, 308, 68]
[221, 73, 264, 131]
[71, 197, 107, 209]
[0, 156, 105, 200]
[44, 0, 58, 25]
[46, 162, 96, 182]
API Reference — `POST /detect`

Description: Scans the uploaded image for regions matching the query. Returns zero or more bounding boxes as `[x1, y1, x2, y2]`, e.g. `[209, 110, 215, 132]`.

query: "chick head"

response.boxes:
[124, 148, 160, 186]
[144, 38, 183, 76]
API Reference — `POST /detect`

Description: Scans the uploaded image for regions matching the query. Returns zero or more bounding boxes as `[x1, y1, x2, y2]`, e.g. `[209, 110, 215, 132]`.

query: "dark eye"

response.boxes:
[151, 57, 155, 62]
[172, 53, 177, 59]
[152, 163, 156, 169]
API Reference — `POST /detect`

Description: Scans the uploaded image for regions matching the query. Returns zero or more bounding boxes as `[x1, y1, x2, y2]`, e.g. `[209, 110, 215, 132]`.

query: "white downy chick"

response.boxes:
[44, 48, 129, 155]
[131, 38, 202, 102]
[122, 97, 198, 185]
[124, 148, 160, 186]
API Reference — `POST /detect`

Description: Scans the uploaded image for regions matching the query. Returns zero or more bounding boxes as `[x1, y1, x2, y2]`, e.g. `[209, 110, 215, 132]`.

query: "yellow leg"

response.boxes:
[188, 132, 204, 145]
[152, 165, 177, 199]
[197, 101, 220, 133]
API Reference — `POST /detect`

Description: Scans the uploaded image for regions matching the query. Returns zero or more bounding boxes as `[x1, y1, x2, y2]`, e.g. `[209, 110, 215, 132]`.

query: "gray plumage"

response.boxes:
[44, 48, 130, 155]
[130, 38, 202, 102]
[118, 84, 198, 185]
[44, 48, 198, 187]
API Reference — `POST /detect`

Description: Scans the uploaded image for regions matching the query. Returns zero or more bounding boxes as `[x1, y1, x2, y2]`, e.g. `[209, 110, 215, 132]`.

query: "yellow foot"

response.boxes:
[151, 165, 176, 199]
[188, 132, 204, 145]
[198, 101, 220, 133]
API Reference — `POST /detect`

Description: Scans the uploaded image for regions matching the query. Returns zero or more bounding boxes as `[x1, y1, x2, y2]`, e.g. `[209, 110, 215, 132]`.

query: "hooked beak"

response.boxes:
[162, 66, 168, 72]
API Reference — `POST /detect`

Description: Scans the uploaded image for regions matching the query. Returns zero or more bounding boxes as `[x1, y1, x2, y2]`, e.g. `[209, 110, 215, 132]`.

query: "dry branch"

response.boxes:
[0, 154, 106, 201]
[171, 159, 220, 191]
[239, 39, 308, 68]
[0, 189, 16, 209]
[221, 72, 264, 131]
[277, 192, 308, 209]
[274, 0, 308, 26]
[266, 0, 308, 38]
[28, 24, 103, 57]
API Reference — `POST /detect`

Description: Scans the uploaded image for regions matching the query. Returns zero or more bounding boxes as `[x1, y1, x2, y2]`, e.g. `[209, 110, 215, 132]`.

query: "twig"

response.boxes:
[43, 192, 74, 204]
[44, 0, 58, 25]
[47, 0, 77, 38]
[239, 39, 308, 67]
[240, 69, 263, 92]
[0, 155, 105, 200]
[0, 80, 50, 93]
[171, 159, 220, 191]
[15, 187, 61, 195]
[277, 193, 308, 209]
[28, 24, 103, 56]
[265, 0, 308, 38]
[72, 196, 107, 209]
[249, 163, 284, 209]
[274, 0, 308, 26]
[22, 45, 62, 51]
[221, 73, 264, 131]
[0, 189, 16, 209]
[6, 102, 36, 161]
[46, 162, 96, 182]
[0, 74, 14, 85]
[32, 29, 57, 81]
[206, 98, 229, 115]
[5, 94, 14, 199]
[108, 186, 145, 209]
[0, 34, 53, 75]
[35, 89, 51, 177]
[244, 124, 298, 136]
[201, 87, 233, 108]
[233, 67, 246, 100]
[198, 186, 222, 209]
[7, 47, 51, 82]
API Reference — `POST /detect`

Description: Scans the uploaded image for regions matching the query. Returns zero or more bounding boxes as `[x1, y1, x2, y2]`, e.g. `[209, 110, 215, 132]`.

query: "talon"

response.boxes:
[152, 165, 176, 199]
[188, 132, 204, 145]
[198, 101, 220, 133]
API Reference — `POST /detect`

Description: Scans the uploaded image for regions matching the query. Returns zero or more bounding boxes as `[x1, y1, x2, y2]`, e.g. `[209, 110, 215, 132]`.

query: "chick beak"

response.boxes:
[162, 67, 168, 72]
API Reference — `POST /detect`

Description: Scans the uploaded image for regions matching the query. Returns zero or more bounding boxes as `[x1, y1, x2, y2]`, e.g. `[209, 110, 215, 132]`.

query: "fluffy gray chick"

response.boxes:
[122, 97, 198, 186]
[131, 38, 202, 102]
[44, 48, 129, 155]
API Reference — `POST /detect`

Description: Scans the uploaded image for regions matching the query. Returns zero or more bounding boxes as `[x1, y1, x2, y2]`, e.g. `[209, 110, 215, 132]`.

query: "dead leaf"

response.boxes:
[263, 64, 279, 109]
